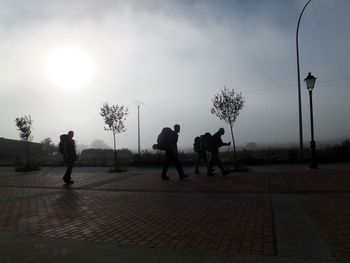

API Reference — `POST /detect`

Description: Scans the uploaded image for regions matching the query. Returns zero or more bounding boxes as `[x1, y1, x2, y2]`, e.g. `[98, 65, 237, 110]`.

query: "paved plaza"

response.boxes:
[0, 164, 350, 262]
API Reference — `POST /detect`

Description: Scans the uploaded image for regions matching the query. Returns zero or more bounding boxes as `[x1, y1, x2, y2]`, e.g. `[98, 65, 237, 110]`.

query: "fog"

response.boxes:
[0, 0, 349, 151]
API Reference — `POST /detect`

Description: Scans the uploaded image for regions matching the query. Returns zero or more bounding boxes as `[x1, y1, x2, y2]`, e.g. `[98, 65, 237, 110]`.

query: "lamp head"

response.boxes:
[304, 72, 316, 91]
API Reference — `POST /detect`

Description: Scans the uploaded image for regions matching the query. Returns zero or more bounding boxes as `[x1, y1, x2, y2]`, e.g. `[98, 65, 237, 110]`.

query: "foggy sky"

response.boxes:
[0, 0, 349, 151]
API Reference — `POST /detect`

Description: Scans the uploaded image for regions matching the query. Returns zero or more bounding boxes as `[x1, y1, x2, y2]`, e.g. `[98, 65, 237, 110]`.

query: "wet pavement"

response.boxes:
[0, 164, 350, 262]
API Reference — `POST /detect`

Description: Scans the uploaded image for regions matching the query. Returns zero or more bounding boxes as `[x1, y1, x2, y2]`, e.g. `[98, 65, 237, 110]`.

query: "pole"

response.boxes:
[296, 0, 313, 158]
[137, 105, 140, 155]
[133, 100, 144, 155]
[308, 90, 318, 169]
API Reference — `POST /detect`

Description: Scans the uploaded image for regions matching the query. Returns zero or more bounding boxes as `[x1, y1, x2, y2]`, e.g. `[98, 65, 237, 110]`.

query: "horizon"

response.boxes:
[2, 135, 349, 154]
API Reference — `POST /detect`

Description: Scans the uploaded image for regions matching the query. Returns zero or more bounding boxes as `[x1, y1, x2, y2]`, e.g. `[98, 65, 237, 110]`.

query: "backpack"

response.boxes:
[156, 127, 175, 150]
[193, 136, 200, 152]
[58, 134, 68, 154]
[200, 133, 212, 151]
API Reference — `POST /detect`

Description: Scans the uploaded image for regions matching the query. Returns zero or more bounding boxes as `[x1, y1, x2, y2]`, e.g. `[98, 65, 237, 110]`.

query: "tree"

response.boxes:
[211, 87, 245, 161]
[15, 115, 33, 163]
[100, 103, 129, 165]
[246, 142, 258, 151]
[91, 139, 111, 149]
[40, 137, 57, 156]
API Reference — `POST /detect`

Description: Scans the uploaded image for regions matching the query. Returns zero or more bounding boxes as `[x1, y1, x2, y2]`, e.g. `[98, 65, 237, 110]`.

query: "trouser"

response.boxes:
[63, 161, 74, 182]
[207, 150, 224, 174]
[162, 149, 184, 177]
[195, 151, 207, 172]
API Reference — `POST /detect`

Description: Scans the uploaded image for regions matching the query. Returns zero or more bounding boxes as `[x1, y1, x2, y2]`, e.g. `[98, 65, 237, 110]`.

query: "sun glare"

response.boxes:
[47, 47, 93, 91]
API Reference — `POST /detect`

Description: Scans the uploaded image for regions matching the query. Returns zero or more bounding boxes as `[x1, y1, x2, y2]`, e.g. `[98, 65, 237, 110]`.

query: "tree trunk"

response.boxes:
[113, 132, 117, 165]
[229, 124, 237, 162]
[26, 140, 30, 164]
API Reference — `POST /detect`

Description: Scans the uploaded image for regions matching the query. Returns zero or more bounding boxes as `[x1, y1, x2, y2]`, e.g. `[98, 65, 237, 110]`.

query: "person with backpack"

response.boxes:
[207, 128, 230, 177]
[59, 130, 77, 184]
[193, 134, 209, 174]
[158, 124, 189, 181]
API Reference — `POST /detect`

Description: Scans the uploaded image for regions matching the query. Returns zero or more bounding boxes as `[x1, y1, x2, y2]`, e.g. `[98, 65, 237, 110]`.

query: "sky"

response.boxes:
[0, 0, 349, 151]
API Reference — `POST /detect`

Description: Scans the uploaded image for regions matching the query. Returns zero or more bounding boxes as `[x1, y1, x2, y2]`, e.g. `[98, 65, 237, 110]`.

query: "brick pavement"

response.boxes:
[1, 165, 350, 262]
[286, 169, 350, 192]
[286, 167, 350, 262]
[0, 188, 274, 256]
[0, 167, 125, 188]
[94, 171, 269, 193]
[299, 194, 350, 261]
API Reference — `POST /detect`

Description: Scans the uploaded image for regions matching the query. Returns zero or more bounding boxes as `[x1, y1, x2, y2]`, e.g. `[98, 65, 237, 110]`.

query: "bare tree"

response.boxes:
[211, 87, 245, 161]
[15, 115, 33, 163]
[100, 103, 129, 165]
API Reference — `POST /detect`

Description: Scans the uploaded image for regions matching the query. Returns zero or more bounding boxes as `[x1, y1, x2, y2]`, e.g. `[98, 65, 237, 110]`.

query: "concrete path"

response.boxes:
[0, 164, 350, 262]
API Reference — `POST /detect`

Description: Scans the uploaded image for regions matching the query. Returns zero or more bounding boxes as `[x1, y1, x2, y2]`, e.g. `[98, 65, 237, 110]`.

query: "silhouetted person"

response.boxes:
[194, 134, 209, 174]
[62, 131, 77, 184]
[161, 124, 189, 181]
[207, 128, 230, 176]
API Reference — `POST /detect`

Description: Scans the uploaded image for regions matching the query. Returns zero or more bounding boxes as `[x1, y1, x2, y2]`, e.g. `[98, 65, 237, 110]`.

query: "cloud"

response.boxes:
[0, 0, 349, 150]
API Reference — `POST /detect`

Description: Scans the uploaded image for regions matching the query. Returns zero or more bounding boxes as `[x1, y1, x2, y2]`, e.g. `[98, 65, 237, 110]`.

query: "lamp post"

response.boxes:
[133, 100, 144, 155]
[304, 72, 318, 169]
[296, 0, 314, 158]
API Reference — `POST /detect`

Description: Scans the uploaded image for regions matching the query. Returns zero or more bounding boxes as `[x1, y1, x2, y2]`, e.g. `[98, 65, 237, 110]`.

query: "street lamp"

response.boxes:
[133, 100, 144, 155]
[296, 0, 314, 158]
[304, 72, 318, 169]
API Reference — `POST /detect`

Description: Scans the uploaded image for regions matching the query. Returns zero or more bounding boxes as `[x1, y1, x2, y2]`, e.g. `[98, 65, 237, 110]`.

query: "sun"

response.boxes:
[47, 47, 94, 91]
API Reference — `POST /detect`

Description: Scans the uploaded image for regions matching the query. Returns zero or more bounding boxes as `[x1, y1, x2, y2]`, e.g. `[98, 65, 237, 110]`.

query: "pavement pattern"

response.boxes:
[0, 164, 350, 262]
